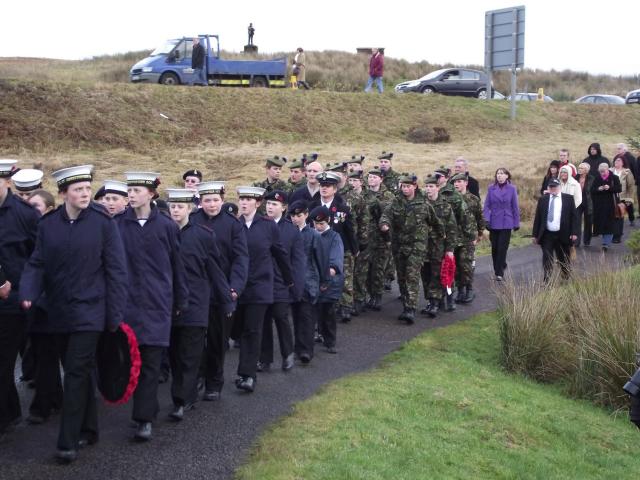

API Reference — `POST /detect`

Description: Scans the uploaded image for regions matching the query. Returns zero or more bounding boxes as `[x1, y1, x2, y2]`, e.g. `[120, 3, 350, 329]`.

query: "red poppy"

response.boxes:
[331, 206, 337, 213]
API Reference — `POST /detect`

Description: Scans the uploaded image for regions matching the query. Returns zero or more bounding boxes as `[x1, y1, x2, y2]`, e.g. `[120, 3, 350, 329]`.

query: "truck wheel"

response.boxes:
[160, 73, 180, 86]
[251, 77, 268, 88]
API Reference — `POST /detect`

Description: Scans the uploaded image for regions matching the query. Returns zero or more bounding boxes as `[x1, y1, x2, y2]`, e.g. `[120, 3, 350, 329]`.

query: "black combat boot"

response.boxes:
[340, 307, 351, 323]
[425, 298, 439, 318]
[445, 294, 457, 312]
[404, 308, 416, 324]
[370, 295, 382, 311]
[455, 287, 466, 303]
[461, 286, 475, 304]
[352, 301, 363, 317]
[398, 306, 409, 321]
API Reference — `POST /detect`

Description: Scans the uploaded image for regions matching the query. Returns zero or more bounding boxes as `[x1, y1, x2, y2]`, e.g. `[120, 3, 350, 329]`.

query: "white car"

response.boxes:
[626, 89, 640, 105]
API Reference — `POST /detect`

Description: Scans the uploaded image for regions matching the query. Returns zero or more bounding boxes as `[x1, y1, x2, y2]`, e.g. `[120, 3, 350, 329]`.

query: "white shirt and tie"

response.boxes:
[546, 193, 562, 232]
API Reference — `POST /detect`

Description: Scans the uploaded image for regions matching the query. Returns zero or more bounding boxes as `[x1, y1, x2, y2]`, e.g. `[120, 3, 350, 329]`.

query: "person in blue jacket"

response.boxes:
[0, 159, 40, 437]
[288, 200, 327, 363]
[259, 190, 305, 371]
[20, 165, 128, 463]
[234, 186, 294, 393]
[166, 189, 232, 421]
[310, 205, 344, 354]
[190, 181, 249, 401]
[115, 172, 189, 442]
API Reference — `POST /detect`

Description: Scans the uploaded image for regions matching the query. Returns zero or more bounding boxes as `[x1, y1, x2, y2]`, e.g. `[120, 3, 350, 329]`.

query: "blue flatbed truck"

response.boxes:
[129, 35, 287, 87]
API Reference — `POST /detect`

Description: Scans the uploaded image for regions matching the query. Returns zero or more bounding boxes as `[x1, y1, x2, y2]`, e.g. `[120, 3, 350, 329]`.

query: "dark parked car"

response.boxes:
[574, 94, 625, 105]
[394, 68, 492, 99]
[626, 89, 640, 105]
[508, 92, 554, 102]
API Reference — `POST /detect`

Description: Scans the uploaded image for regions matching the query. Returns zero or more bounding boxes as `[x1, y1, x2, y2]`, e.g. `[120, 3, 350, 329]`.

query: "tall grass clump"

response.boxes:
[497, 264, 640, 410]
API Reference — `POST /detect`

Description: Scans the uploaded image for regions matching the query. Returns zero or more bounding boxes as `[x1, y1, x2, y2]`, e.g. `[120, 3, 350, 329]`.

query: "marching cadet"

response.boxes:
[310, 206, 344, 353]
[260, 191, 305, 371]
[378, 151, 400, 194]
[422, 176, 458, 317]
[285, 158, 307, 193]
[347, 170, 372, 315]
[0, 159, 39, 436]
[100, 180, 129, 216]
[289, 161, 323, 204]
[452, 173, 485, 303]
[308, 172, 358, 323]
[379, 173, 444, 324]
[361, 166, 395, 311]
[11, 168, 44, 201]
[436, 168, 476, 308]
[234, 186, 293, 393]
[166, 189, 232, 421]
[116, 172, 189, 441]
[190, 181, 249, 401]
[20, 165, 128, 463]
[288, 200, 326, 363]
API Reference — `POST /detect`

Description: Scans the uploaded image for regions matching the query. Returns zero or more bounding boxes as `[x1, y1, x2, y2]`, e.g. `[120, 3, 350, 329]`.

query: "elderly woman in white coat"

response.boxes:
[559, 165, 582, 209]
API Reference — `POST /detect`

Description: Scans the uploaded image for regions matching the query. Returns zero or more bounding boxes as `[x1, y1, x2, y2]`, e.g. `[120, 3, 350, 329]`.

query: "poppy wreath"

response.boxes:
[97, 323, 142, 405]
[115, 323, 142, 405]
[440, 255, 456, 290]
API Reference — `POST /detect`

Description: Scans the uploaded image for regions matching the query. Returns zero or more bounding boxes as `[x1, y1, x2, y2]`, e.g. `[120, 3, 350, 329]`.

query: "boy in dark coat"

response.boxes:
[116, 172, 189, 441]
[20, 165, 128, 463]
[310, 206, 344, 354]
[234, 186, 293, 393]
[166, 189, 232, 420]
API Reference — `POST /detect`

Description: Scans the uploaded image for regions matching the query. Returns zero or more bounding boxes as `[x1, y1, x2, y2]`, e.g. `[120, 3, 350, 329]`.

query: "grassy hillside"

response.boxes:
[1, 49, 639, 99]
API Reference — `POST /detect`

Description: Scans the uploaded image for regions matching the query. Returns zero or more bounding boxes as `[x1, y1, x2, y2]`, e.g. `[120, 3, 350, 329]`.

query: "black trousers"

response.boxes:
[169, 326, 206, 407]
[291, 301, 314, 359]
[315, 302, 337, 349]
[30, 332, 64, 418]
[203, 307, 234, 392]
[132, 345, 163, 423]
[540, 231, 571, 282]
[0, 313, 26, 431]
[489, 229, 512, 277]
[236, 304, 269, 380]
[260, 302, 293, 364]
[57, 331, 100, 451]
[577, 204, 592, 246]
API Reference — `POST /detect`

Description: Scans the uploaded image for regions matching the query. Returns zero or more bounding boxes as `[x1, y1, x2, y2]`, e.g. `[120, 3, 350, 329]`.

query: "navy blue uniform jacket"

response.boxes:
[298, 225, 327, 304]
[190, 209, 249, 298]
[289, 185, 321, 205]
[273, 217, 305, 303]
[116, 206, 189, 346]
[309, 196, 358, 256]
[316, 228, 345, 303]
[0, 189, 40, 314]
[174, 222, 233, 327]
[20, 203, 128, 332]
[240, 215, 294, 305]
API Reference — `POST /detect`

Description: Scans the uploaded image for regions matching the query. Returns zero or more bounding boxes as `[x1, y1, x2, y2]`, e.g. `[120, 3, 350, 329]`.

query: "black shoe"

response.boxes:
[398, 308, 409, 321]
[340, 309, 351, 323]
[314, 333, 324, 344]
[602, 245, 609, 252]
[404, 308, 415, 325]
[282, 353, 294, 371]
[169, 406, 184, 421]
[420, 307, 430, 315]
[55, 449, 78, 464]
[369, 295, 382, 311]
[26, 413, 46, 425]
[78, 434, 98, 448]
[236, 376, 256, 393]
[384, 280, 392, 291]
[299, 353, 311, 364]
[461, 287, 475, 304]
[352, 301, 364, 316]
[256, 362, 271, 372]
[203, 390, 220, 401]
[325, 346, 337, 354]
[425, 299, 439, 318]
[445, 294, 457, 312]
[134, 422, 152, 442]
[455, 288, 465, 304]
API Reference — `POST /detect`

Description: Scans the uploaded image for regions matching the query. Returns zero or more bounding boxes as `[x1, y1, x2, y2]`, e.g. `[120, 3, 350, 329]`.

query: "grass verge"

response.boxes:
[237, 313, 638, 480]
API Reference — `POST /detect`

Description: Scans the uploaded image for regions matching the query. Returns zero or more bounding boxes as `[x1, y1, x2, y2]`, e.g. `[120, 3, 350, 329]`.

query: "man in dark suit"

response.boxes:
[532, 178, 579, 282]
[191, 37, 206, 86]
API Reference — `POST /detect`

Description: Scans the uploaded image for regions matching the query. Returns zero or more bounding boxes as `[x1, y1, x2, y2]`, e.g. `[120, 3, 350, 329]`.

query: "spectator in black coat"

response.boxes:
[583, 143, 610, 177]
[540, 160, 560, 195]
[453, 157, 480, 198]
[190, 37, 206, 86]
[590, 163, 622, 251]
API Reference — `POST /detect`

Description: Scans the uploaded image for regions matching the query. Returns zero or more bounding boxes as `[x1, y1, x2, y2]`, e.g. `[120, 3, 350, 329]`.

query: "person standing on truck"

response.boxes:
[364, 48, 384, 94]
[191, 37, 206, 86]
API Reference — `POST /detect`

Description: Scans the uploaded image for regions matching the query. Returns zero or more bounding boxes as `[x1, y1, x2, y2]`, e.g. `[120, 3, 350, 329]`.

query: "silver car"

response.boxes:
[575, 94, 625, 105]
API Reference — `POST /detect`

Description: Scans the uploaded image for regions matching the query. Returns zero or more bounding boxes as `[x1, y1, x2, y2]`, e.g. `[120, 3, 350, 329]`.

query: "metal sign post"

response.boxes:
[485, 5, 525, 120]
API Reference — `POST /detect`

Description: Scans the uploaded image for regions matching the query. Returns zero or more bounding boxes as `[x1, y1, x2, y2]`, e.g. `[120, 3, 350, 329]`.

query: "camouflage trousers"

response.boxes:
[339, 252, 355, 309]
[353, 247, 371, 303]
[421, 255, 443, 301]
[394, 250, 424, 310]
[353, 243, 391, 302]
[455, 243, 475, 287]
[384, 253, 396, 281]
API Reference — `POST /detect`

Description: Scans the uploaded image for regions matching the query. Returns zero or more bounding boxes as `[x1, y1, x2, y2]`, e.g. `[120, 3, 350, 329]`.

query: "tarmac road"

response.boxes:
[0, 240, 631, 479]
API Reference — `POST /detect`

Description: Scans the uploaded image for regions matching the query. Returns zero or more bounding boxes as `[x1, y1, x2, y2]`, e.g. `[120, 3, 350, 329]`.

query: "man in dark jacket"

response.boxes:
[20, 165, 128, 463]
[166, 188, 232, 421]
[116, 172, 189, 442]
[191, 37, 206, 86]
[364, 48, 384, 93]
[583, 143, 610, 177]
[191, 181, 249, 401]
[289, 161, 323, 204]
[0, 159, 40, 437]
[532, 179, 579, 282]
[453, 157, 480, 198]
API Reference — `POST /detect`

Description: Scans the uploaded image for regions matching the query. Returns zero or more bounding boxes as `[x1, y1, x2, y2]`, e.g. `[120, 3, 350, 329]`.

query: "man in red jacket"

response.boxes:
[364, 48, 384, 93]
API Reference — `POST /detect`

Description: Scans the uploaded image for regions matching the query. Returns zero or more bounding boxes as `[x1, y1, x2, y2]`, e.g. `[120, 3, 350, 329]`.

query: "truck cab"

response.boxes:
[130, 35, 287, 88]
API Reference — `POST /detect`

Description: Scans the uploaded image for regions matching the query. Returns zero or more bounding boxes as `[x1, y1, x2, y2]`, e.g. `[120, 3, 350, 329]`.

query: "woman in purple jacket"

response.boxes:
[483, 168, 520, 281]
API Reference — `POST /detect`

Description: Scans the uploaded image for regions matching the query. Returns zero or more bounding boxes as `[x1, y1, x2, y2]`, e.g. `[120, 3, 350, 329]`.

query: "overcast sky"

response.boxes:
[1, 0, 637, 76]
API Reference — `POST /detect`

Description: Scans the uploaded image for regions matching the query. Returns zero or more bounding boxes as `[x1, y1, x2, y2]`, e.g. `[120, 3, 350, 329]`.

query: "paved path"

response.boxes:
[0, 240, 630, 479]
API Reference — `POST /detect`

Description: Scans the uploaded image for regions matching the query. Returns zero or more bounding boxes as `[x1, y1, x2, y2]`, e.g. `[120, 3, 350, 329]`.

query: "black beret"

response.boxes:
[93, 186, 106, 200]
[182, 169, 203, 181]
[263, 190, 288, 204]
[309, 205, 331, 223]
[289, 200, 309, 215]
[223, 202, 239, 215]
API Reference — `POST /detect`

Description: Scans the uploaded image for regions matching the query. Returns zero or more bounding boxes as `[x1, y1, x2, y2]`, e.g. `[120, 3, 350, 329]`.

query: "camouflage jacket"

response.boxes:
[382, 168, 400, 194]
[426, 195, 458, 253]
[462, 192, 485, 238]
[343, 188, 370, 246]
[439, 183, 476, 245]
[253, 178, 288, 193]
[364, 186, 395, 246]
[379, 190, 444, 257]
[285, 178, 307, 193]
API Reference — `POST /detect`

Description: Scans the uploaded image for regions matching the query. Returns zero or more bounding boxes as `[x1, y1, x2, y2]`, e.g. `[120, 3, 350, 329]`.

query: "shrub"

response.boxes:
[405, 125, 450, 144]
[625, 229, 640, 263]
